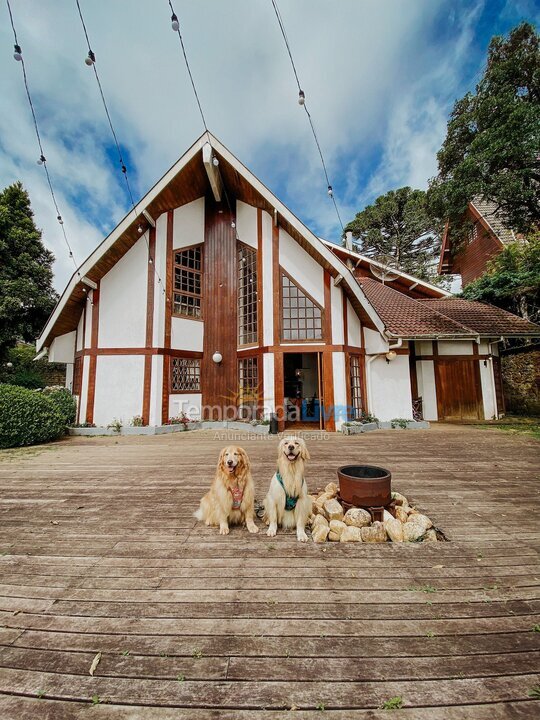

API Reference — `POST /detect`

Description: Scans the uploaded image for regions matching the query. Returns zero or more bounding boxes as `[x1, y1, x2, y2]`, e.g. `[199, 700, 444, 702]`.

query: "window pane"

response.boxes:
[281, 273, 323, 341]
[171, 357, 201, 392]
[238, 244, 258, 345]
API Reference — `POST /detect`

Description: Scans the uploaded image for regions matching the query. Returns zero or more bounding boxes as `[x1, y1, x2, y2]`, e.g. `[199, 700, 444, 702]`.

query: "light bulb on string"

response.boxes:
[13, 44, 22, 61]
[212, 156, 219, 166]
[171, 13, 179, 32]
[137, 224, 144, 234]
[57, 215, 64, 225]
[327, 185, 333, 198]
[298, 90, 305, 105]
[37, 154, 46, 165]
[85, 50, 95, 66]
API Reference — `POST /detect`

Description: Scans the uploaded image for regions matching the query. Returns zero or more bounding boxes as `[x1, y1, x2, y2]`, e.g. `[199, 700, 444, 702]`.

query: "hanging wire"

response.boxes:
[6, 0, 80, 274]
[269, 0, 344, 232]
[167, 0, 208, 133]
[74, 0, 166, 295]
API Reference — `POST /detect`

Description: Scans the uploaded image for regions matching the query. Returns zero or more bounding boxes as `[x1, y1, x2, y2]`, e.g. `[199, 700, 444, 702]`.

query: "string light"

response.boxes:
[212, 156, 219, 166]
[6, 0, 80, 276]
[75, 0, 167, 296]
[170, 13, 179, 32]
[269, 0, 344, 233]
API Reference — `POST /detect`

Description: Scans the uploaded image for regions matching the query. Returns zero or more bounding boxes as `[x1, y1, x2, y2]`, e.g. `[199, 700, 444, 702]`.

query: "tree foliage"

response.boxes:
[344, 187, 444, 283]
[429, 23, 540, 236]
[461, 234, 540, 323]
[0, 182, 58, 361]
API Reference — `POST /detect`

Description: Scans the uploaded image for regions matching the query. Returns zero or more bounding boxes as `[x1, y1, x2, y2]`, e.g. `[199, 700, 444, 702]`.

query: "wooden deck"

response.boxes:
[0, 424, 538, 718]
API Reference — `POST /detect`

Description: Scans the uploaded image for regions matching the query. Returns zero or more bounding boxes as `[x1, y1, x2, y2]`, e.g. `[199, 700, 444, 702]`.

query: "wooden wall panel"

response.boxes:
[274, 351, 284, 431]
[142, 227, 156, 425]
[272, 223, 280, 346]
[201, 196, 238, 419]
[161, 212, 174, 424]
[85, 284, 100, 424]
[257, 208, 264, 347]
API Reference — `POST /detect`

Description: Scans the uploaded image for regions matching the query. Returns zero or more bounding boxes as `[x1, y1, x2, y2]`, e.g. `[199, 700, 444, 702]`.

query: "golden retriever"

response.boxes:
[263, 436, 312, 542]
[194, 446, 258, 535]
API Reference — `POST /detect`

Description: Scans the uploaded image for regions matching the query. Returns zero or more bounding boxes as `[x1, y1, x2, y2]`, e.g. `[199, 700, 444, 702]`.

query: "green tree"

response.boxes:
[0, 182, 58, 361]
[344, 187, 444, 283]
[429, 23, 540, 236]
[461, 234, 540, 323]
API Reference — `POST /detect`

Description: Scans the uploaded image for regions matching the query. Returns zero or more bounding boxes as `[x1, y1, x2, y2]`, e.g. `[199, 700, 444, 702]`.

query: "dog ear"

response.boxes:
[300, 439, 310, 461]
[217, 447, 227, 471]
[238, 447, 250, 471]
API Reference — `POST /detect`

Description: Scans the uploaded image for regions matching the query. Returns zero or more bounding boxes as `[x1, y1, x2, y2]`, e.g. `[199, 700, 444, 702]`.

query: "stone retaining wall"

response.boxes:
[501, 345, 540, 416]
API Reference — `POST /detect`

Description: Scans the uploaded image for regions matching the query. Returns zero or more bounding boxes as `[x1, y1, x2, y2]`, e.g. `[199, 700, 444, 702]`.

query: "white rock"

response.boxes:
[391, 491, 409, 507]
[403, 514, 432, 542]
[343, 507, 371, 528]
[328, 531, 341, 542]
[395, 506, 409, 524]
[340, 526, 363, 543]
[312, 524, 329, 543]
[329, 519, 347, 538]
[422, 528, 438, 543]
[323, 499, 344, 522]
[312, 514, 329, 528]
[385, 516, 404, 543]
[361, 521, 387, 543]
[324, 482, 338, 498]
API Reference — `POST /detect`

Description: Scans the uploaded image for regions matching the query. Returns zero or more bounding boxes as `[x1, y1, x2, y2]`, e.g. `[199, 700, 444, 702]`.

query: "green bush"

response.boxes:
[42, 387, 77, 426]
[0, 384, 66, 449]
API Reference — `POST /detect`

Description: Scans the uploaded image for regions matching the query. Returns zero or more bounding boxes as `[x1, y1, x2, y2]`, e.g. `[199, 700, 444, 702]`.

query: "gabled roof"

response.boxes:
[37, 132, 387, 350]
[421, 298, 540, 338]
[470, 199, 516, 246]
[358, 278, 476, 339]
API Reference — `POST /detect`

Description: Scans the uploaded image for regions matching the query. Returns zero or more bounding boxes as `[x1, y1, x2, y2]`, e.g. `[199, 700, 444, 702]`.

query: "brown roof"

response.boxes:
[359, 278, 476, 338]
[470, 198, 516, 246]
[421, 298, 540, 337]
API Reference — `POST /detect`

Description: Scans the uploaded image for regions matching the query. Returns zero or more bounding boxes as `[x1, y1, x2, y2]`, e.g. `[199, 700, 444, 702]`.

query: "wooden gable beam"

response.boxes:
[202, 142, 222, 201]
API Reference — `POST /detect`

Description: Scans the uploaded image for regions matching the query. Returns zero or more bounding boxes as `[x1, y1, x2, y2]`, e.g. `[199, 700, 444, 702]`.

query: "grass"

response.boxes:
[528, 685, 540, 699]
[474, 415, 540, 441]
[381, 696, 404, 710]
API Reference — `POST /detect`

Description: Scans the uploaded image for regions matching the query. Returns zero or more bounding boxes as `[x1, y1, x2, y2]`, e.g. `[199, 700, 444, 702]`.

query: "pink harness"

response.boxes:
[229, 486, 244, 509]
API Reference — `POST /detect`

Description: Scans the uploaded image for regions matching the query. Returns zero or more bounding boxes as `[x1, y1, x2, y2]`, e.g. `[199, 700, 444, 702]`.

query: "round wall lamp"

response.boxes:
[212, 351, 223, 364]
[385, 350, 397, 363]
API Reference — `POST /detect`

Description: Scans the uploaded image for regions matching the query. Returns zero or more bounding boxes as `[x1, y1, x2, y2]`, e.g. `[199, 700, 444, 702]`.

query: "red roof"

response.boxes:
[359, 277, 540, 338]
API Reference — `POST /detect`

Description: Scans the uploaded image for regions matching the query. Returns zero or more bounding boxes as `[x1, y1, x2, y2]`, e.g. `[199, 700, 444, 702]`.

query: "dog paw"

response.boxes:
[297, 532, 309, 543]
[247, 524, 259, 534]
[219, 526, 230, 535]
[267, 526, 277, 537]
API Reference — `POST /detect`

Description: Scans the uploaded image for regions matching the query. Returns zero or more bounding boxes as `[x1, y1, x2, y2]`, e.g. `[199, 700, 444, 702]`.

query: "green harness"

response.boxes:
[276, 471, 303, 511]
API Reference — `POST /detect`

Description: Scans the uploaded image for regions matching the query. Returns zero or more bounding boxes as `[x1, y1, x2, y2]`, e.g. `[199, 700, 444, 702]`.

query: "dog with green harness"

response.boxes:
[263, 436, 312, 542]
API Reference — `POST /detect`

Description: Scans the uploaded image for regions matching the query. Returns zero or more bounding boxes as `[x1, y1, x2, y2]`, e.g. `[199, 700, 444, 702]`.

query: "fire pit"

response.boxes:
[337, 464, 393, 522]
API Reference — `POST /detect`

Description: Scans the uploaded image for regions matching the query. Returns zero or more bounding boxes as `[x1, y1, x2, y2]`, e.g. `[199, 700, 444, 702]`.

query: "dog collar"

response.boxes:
[276, 471, 300, 511]
[229, 486, 243, 509]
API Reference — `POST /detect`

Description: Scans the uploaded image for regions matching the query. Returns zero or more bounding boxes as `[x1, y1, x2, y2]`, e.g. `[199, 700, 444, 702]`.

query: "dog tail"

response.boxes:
[194, 505, 203, 521]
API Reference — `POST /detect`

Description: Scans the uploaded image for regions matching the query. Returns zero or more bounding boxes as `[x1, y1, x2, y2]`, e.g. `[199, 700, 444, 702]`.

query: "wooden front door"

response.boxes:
[435, 358, 483, 421]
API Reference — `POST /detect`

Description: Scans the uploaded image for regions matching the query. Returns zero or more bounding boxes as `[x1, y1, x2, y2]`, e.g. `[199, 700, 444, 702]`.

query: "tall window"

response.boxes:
[238, 357, 258, 418]
[349, 355, 363, 420]
[281, 273, 322, 341]
[238, 244, 258, 345]
[174, 245, 202, 318]
[171, 357, 201, 392]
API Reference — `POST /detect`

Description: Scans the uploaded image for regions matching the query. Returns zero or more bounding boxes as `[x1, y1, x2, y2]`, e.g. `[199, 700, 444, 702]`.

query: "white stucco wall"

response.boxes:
[78, 355, 90, 421]
[76, 312, 84, 351]
[99, 236, 147, 348]
[417, 340, 432, 356]
[279, 228, 324, 306]
[84, 294, 93, 349]
[65, 363, 74, 392]
[347, 299, 362, 348]
[438, 340, 474, 355]
[149, 354, 163, 427]
[173, 197, 205, 249]
[364, 328, 388, 354]
[49, 331, 76, 363]
[480, 361, 496, 420]
[171, 317, 204, 351]
[236, 200, 257, 249]
[262, 352, 275, 418]
[262, 211, 274, 347]
[368, 355, 413, 421]
[169, 393, 202, 420]
[153, 212, 167, 347]
[332, 352, 347, 429]
[416, 360, 438, 421]
[331, 284, 344, 345]
[93, 355, 145, 426]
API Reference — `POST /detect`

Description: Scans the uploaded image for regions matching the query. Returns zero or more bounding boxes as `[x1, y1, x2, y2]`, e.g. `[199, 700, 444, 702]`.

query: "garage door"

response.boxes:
[435, 358, 483, 421]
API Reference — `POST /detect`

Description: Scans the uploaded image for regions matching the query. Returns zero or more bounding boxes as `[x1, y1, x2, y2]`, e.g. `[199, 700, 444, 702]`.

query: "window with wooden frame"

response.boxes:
[238, 243, 258, 346]
[238, 356, 259, 418]
[72, 356, 82, 395]
[173, 245, 202, 318]
[170, 357, 201, 393]
[349, 355, 363, 420]
[281, 272, 323, 341]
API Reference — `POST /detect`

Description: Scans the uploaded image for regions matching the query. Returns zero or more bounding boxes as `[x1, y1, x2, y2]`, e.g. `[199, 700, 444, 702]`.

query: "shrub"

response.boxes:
[0, 384, 66, 449]
[42, 387, 77, 426]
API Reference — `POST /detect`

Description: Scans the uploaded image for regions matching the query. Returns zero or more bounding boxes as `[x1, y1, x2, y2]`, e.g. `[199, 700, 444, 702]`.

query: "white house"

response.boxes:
[37, 133, 540, 430]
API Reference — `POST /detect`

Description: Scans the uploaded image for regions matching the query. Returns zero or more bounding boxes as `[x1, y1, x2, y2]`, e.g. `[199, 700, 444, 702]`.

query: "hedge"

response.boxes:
[0, 384, 67, 449]
[42, 387, 77, 426]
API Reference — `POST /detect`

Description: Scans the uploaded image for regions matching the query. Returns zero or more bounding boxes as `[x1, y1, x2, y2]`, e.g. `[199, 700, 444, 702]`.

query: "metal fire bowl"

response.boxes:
[337, 465, 392, 508]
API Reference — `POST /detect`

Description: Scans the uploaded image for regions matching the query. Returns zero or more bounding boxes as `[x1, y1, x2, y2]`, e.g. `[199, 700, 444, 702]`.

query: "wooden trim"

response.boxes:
[344, 352, 352, 420]
[409, 341, 418, 400]
[323, 271, 332, 343]
[142, 227, 156, 425]
[171, 241, 204, 321]
[162, 210, 174, 424]
[274, 350, 285, 431]
[342, 290, 348, 349]
[272, 223, 280, 347]
[85, 285, 100, 424]
[322, 351, 335, 432]
[75, 347, 203, 358]
[416, 353, 491, 361]
[257, 208, 263, 348]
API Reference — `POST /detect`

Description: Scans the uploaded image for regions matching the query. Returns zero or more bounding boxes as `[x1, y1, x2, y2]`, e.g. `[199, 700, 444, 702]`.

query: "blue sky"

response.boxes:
[1, 0, 538, 290]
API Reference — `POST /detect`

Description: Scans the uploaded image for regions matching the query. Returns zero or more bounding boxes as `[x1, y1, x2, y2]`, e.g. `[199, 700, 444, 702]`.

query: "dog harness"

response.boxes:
[229, 486, 244, 509]
[276, 471, 302, 511]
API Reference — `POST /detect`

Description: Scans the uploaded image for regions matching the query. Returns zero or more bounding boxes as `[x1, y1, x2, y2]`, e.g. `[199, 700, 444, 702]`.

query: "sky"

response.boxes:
[1, 0, 538, 291]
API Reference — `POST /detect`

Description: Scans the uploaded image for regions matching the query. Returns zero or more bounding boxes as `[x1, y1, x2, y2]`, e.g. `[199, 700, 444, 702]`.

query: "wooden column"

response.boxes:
[142, 227, 156, 425]
[322, 271, 335, 431]
[161, 210, 174, 424]
[85, 283, 100, 424]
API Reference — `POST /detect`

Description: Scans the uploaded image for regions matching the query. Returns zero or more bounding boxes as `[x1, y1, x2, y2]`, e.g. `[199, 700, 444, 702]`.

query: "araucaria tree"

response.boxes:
[344, 187, 443, 283]
[0, 182, 58, 361]
[429, 23, 540, 235]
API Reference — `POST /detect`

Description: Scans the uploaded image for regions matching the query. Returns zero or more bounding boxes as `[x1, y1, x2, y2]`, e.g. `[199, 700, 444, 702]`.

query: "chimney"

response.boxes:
[345, 231, 354, 251]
